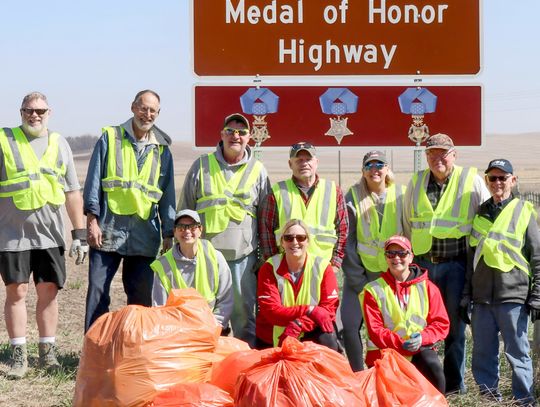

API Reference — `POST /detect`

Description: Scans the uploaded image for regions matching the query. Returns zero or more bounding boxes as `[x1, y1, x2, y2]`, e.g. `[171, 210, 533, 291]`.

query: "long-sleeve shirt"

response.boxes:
[151, 242, 233, 328]
[83, 119, 176, 257]
[256, 254, 339, 345]
[178, 142, 270, 261]
[258, 176, 348, 268]
[362, 265, 450, 367]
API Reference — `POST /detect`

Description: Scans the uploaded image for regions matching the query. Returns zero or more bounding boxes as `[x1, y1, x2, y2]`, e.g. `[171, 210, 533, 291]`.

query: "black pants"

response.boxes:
[412, 347, 446, 394]
[255, 327, 339, 352]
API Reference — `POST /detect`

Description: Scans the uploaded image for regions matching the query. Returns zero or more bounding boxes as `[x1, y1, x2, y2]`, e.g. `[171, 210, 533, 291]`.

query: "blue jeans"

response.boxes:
[471, 303, 535, 404]
[84, 249, 155, 332]
[340, 281, 364, 371]
[228, 251, 257, 347]
[415, 258, 466, 393]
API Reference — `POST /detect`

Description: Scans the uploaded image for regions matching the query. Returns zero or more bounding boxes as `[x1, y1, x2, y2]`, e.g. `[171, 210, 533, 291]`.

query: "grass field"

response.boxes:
[0, 132, 539, 405]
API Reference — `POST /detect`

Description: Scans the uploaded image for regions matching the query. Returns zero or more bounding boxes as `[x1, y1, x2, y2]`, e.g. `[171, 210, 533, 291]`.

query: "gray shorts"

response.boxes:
[0, 248, 66, 288]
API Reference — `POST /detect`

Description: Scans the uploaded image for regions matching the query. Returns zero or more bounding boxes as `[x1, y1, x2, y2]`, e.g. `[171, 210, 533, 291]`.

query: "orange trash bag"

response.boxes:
[234, 337, 362, 407]
[210, 347, 276, 397]
[73, 288, 222, 407]
[361, 348, 448, 407]
[148, 383, 234, 407]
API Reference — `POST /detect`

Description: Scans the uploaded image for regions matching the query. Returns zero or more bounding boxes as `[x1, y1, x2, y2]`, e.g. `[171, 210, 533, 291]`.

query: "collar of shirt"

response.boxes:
[292, 174, 319, 200]
[216, 141, 252, 167]
[121, 118, 171, 146]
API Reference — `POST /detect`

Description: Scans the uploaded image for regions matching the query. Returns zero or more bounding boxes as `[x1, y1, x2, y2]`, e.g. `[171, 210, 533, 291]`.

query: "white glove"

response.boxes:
[70, 229, 89, 265]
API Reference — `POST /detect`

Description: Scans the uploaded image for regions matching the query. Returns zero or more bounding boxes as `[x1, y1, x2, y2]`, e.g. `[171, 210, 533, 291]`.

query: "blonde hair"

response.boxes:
[279, 219, 310, 249]
[357, 167, 395, 221]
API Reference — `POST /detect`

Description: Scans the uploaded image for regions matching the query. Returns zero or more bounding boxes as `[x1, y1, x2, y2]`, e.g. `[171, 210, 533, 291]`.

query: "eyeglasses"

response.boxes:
[486, 175, 511, 183]
[175, 223, 201, 232]
[384, 250, 410, 259]
[364, 162, 386, 171]
[135, 105, 159, 116]
[223, 127, 250, 137]
[426, 149, 454, 160]
[283, 234, 308, 243]
[21, 108, 49, 116]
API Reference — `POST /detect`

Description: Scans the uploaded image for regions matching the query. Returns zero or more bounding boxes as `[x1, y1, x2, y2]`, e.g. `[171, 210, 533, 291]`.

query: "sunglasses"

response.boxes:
[291, 142, 314, 150]
[364, 161, 386, 171]
[21, 108, 49, 116]
[486, 175, 511, 183]
[283, 234, 308, 243]
[384, 250, 410, 259]
[223, 127, 250, 137]
[175, 223, 201, 232]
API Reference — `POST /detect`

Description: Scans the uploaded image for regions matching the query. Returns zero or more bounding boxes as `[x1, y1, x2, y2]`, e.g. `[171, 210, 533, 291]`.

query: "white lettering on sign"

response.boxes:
[225, 0, 303, 24]
[368, 0, 448, 24]
[279, 39, 397, 71]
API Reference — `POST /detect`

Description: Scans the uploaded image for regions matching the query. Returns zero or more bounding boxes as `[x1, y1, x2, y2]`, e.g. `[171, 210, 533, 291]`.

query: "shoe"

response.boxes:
[6, 344, 28, 380]
[38, 342, 61, 371]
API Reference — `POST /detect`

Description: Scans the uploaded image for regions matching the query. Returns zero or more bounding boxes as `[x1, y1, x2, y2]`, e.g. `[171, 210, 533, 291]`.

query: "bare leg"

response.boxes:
[5, 283, 29, 339]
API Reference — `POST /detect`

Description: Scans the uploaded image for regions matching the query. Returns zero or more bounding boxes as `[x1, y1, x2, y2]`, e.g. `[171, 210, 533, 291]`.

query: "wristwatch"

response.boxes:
[292, 319, 302, 328]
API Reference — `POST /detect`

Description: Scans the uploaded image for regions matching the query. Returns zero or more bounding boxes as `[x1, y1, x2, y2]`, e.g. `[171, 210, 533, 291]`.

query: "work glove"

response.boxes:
[528, 305, 540, 323]
[309, 306, 334, 333]
[278, 320, 302, 346]
[458, 298, 472, 325]
[402, 332, 422, 352]
[70, 229, 89, 265]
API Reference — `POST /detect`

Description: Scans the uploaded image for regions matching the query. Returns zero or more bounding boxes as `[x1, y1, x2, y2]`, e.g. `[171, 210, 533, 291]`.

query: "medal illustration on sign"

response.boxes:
[240, 87, 279, 146]
[398, 87, 437, 144]
[319, 88, 358, 144]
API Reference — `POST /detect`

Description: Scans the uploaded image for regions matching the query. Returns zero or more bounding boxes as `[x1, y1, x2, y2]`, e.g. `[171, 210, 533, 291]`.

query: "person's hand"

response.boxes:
[278, 320, 302, 346]
[309, 306, 334, 332]
[87, 215, 102, 248]
[528, 305, 540, 323]
[402, 332, 422, 352]
[70, 229, 89, 265]
[459, 302, 472, 325]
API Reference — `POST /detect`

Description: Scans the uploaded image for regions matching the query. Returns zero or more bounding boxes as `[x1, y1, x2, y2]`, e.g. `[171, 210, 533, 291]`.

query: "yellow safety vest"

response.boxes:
[195, 153, 264, 234]
[351, 183, 405, 272]
[360, 277, 428, 360]
[272, 178, 337, 260]
[150, 239, 219, 306]
[268, 254, 328, 347]
[409, 166, 477, 255]
[101, 126, 163, 220]
[0, 127, 66, 210]
[470, 198, 536, 276]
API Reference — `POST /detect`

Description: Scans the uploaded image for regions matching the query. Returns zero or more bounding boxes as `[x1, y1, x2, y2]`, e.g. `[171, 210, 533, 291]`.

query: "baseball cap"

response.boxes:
[362, 150, 388, 166]
[485, 158, 513, 174]
[290, 141, 316, 158]
[174, 209, 201, 225]
[223, 113, 250, 132]
[384, 235, 412, 252]
[425, 133, 455, 150]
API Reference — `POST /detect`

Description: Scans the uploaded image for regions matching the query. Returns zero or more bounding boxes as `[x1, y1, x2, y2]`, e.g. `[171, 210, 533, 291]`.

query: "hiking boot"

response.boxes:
[38, 342, 60, 371]
[6, 344, 28, 380]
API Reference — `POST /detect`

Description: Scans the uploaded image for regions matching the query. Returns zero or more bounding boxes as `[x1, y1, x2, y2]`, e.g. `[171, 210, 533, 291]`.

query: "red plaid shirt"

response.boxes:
[258, 176, 348, 268]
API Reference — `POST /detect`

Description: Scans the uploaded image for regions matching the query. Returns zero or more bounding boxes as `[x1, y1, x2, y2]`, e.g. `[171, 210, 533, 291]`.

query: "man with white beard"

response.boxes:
[83, 90, 175, 332]
[0, 92, 86, 379]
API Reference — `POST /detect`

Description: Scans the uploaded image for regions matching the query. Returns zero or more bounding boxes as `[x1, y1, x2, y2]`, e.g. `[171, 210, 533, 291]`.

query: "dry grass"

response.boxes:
[0, 132, 539, 405]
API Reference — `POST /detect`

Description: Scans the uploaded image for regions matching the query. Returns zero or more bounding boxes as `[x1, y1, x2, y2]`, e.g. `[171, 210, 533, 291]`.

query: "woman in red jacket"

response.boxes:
[255, 219, 339, 350]
[360, 235, 449, 393]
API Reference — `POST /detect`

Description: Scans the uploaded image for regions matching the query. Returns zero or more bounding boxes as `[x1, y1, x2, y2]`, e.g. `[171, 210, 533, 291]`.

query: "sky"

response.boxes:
[0, 0, 539, 140]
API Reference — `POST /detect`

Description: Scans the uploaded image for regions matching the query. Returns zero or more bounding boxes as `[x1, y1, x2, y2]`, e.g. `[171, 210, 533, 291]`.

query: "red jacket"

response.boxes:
[256, 254, 339, 346]
[362, 264, 449, 367]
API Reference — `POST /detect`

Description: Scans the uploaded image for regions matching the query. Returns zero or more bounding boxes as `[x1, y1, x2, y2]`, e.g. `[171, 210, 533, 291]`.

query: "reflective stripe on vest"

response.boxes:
[196, 153, 263, 234]
[409, 166, 477, 255]
[268, 254, 328, 347]
[0, 127, 66, 210]
[272, 178, 337, 261]
[150, 240, 219, 306]
[101, 126, 163, 220]
[360, 277, 428, 359]
[470, 198, 536, 276]
[351, 183, 405, 272]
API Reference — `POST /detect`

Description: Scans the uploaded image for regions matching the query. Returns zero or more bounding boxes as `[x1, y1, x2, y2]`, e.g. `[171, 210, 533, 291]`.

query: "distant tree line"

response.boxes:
[65, 134, 99, 153]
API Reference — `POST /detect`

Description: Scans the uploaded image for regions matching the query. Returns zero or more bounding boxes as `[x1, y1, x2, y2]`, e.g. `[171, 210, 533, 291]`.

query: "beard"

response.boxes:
[22, 121, 47, 137]
[133, 117, 153, 133]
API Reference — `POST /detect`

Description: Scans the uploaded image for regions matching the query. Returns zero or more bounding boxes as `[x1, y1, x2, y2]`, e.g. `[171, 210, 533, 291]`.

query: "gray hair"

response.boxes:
[132, 89, 160, 105]
[21, 92, 48, 108]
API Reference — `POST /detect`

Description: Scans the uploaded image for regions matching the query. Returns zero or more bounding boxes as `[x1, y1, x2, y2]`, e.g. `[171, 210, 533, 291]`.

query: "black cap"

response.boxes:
[485, 159, 513, 174]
